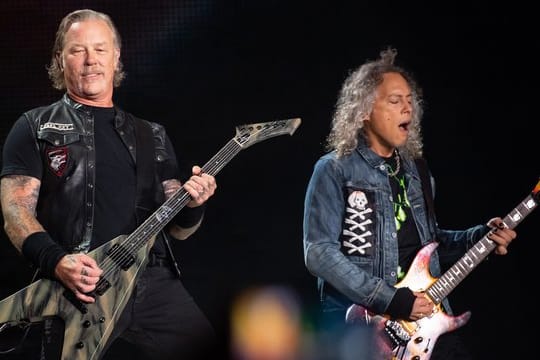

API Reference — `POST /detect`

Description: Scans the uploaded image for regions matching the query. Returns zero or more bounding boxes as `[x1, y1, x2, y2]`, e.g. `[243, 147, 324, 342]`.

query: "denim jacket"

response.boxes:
[303, 137, 488, 316]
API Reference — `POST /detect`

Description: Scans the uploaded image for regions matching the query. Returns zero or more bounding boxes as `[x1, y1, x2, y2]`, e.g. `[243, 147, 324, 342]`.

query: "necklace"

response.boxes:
[386, 150, 400, 177]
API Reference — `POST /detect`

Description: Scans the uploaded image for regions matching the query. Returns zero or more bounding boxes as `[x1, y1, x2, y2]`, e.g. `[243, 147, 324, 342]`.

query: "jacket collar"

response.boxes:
[354, 136, 387, 170]
[62, 93, 127, 128]
[62, 93, 86, 111]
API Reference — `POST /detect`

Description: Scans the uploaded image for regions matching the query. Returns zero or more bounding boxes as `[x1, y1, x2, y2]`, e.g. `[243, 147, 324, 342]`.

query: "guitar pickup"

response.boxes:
[92, 277, 111, 296]
[106, 244, 135, 270]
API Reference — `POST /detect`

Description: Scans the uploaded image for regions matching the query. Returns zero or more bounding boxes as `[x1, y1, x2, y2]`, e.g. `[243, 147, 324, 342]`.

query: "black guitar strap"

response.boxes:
[132, 117, 183, 278]
[414, 157, 436, 225]
[132, 117, 156, 225]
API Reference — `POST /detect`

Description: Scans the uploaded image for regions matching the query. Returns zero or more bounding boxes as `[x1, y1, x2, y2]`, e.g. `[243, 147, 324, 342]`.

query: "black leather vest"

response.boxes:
[26, 94, 169, 253]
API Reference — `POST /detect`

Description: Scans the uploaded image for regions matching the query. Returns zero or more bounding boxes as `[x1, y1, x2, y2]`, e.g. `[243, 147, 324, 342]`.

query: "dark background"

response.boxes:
[0, 1, 538, 359]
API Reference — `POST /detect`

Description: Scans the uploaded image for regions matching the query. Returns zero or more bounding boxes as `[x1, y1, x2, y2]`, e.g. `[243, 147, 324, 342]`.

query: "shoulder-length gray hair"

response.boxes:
[47, 9, 126, 90]
[326, 48, 424, 159]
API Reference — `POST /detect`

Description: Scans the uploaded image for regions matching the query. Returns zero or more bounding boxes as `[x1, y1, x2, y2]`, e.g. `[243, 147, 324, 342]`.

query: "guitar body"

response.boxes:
[0, 235, 152, 360]
[346, 242, 471, 360]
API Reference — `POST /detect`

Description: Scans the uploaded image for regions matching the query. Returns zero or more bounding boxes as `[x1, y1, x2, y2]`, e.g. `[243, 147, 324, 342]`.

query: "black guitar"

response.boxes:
[0, 118, 301, 360]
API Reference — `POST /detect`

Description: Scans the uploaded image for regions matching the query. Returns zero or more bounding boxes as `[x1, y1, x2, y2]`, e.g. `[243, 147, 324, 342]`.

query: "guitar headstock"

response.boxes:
[233, 118, 301, 149]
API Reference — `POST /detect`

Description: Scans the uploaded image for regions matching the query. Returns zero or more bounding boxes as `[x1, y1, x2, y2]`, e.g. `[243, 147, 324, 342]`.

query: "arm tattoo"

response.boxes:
[162, 179, 201, 240]
[0, 175, 44, 250]
[162, 179, 182, 200]
[66, 255, 77, 265]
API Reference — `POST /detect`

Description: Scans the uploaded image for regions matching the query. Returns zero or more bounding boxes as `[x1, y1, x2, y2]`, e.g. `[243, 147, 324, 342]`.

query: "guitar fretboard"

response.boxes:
[114, 139, 242, 265]
[96, 119, 301, 280]
[427, 192, 538, 304]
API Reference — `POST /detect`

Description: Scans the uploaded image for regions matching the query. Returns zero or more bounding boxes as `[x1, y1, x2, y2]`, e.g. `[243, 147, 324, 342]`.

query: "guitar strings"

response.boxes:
[94, 120, 297, 291]
[427, 196, 535, 302]
[98, 139, 240, 278]
[93, 139, 242, 286]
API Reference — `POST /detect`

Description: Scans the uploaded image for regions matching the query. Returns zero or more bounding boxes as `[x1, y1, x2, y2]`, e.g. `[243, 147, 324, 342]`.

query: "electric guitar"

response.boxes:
[0, 118, 301, 360]
[345, 178, 540, 360]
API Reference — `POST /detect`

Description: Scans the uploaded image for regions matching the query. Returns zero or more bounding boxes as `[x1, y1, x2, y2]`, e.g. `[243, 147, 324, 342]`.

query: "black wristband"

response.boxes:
[174, 204, 206, 228]
[385, 287, 416, 320]
[21, 231, 67, 279]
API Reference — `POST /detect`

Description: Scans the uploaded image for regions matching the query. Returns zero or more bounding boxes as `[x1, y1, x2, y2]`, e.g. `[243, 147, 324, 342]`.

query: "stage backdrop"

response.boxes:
[1, 1, 537, 359]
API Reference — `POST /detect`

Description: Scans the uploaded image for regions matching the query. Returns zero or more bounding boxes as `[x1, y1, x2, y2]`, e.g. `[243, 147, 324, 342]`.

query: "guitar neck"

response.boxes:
[427, 192, 538, 304]
[122, 139, 242, 254]
[114, 118, 301, 257]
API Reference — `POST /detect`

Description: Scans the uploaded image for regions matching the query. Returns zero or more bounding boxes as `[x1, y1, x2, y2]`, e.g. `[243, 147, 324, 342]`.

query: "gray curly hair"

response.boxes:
[326, 48, 424, 158]
[47, 9, 126, 90]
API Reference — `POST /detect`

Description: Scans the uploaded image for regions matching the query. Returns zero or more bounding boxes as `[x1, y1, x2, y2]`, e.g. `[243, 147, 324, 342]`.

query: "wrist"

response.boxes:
[174, 204, 206, 228]
[21, 231, 67, 279]
[386, 287, 415, 320]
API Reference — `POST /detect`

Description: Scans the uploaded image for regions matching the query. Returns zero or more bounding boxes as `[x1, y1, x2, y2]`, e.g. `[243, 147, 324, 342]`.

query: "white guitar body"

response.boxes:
[346, 180, 540, 359]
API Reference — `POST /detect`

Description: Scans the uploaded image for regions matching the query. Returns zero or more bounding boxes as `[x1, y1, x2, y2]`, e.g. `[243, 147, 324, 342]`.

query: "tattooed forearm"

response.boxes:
[0, 175, 45, 251]
[162, 178, 201, 240]
[162, 179, 182, 200]
[5, 176, 39, 210]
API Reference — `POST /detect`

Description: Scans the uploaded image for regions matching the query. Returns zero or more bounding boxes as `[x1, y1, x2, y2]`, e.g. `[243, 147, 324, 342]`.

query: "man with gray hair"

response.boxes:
[1, 9, 216, 359]
[303, 48, 516, 359]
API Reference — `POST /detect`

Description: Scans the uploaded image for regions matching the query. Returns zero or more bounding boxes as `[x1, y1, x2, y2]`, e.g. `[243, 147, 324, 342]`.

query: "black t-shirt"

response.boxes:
[384, 155, 422, 279]
[92, 106, 138, 248]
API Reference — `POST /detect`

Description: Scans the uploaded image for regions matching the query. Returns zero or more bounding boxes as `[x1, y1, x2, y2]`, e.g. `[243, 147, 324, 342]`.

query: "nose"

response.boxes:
[85, 50, 98, 65]
[402, 101, 412, 114]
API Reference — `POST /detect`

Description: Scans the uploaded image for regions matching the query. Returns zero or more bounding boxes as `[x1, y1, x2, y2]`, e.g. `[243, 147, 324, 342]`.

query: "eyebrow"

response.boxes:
[68, 41, 109, 48]
[388, 94, 412, 99]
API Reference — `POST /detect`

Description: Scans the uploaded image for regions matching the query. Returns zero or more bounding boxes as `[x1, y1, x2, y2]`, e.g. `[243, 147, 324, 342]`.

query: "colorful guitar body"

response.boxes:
[346, 179, 540, 360]
[346, 242, 471, 359]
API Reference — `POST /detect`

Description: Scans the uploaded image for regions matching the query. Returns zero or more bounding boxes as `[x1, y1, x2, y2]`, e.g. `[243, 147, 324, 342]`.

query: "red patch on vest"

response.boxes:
[46, 147, 68, 177]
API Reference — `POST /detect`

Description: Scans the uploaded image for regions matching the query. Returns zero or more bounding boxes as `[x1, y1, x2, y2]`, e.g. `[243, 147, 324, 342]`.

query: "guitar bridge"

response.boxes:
[384, 320, 411, 349]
